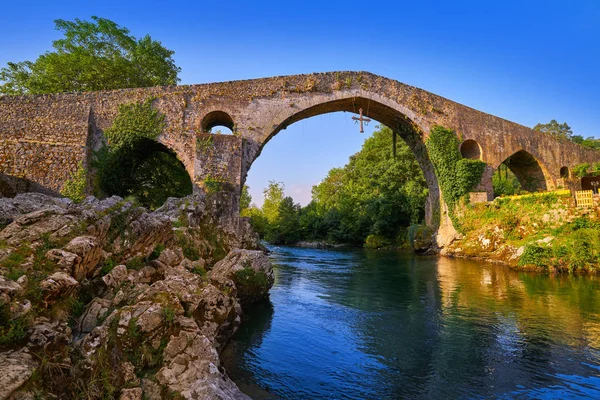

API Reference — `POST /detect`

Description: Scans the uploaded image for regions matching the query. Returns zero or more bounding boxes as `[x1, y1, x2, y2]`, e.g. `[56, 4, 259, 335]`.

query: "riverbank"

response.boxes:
[0, 192, 273, 399]
[443, 191, 600, 274]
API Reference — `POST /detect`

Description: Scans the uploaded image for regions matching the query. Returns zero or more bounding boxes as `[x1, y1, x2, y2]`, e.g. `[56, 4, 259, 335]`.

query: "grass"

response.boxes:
[457, 191, 600, 273]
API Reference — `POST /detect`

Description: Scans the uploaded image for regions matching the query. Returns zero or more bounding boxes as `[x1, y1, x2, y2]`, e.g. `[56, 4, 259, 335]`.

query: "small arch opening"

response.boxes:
[460, 139, 482, 160]
[494, 150, 549, 195]
[202, 111, 235, 135]
[560, 166, 569, 179]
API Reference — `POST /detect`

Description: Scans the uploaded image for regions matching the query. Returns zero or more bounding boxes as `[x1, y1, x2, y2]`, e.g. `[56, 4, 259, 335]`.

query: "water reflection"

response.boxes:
[223, 246, 600, 399]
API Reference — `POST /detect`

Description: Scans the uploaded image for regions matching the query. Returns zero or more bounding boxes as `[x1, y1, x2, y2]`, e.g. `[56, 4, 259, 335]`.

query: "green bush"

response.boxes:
[518, 244, 553, 268]
[61, 162, 87, 202]
[232, 267, 270, 305]
[364, 234, 390, 249]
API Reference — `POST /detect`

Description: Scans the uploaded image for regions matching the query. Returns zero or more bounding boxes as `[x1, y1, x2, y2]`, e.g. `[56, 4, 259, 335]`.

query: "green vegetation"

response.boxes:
[232, 266, 270, 303]
[492, 164, 522, 197]
[572, 162, 600, 178]
[246, 126, 429, 246]
[572, 135, 600, 150]
[94, 100, 193, 209]
[533, 120, 573, 141]
[534, 120, 600, 151]
[457, 191, 600, 273]
[0, 16, 179, 94]
[61, 162, 88, 202]
[425, 125, 486, 226]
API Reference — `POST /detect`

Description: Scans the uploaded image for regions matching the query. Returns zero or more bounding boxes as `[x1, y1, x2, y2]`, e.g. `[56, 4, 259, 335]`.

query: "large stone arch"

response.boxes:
[237, 93, 443, 231]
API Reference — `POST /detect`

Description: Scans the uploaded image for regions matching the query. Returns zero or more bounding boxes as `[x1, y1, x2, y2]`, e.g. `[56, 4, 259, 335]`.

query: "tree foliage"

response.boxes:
[572, 135, 600, 150]
[249, 126, 429, 246]
[533, 120, 573, 141]
[0, 16, 180, 94]
[240, 185, 252, 213]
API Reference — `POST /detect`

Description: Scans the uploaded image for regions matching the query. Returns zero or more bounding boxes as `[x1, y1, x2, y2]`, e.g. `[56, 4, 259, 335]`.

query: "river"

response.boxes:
[221, 246, 600, 399]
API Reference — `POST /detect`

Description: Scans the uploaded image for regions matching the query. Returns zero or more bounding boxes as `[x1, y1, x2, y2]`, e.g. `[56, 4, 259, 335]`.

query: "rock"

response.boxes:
[0, 208, 78, 248]
[0, 276, 23, 299]
[210, 249, 273, 306]
[120, 361, 140, 386]
[102, 265, 128, 289]
[155, 331, 250, 400]
[27, 318, 72, 353]
[157, 248, 183, 267]
[46, 248, 80, 276]
[63, 236, 103, 280]
[119, 387, 143, 400]
[141, 378, 163, 400]
[0, 349, 38, 400]
[40, 272, 79, 305]
[16, 275, 27, 287]
[78, 298, 112, 334]
[184, 284, 241, 345]
[11, 300, 31, 318]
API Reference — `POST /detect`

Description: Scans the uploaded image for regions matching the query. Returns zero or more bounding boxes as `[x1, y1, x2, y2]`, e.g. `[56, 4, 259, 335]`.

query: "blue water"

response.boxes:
[221, 246, 600, 399]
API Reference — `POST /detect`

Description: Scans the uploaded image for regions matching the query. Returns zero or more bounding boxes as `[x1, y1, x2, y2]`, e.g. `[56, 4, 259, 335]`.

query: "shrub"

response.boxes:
[364, 234, 389, 249]
[518, 244, 553, 268]
[61, 162, 87, 202]
[232, 267, 270, 305]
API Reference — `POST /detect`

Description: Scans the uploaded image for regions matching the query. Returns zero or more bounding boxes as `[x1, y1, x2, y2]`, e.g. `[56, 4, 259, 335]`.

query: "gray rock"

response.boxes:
[0, 349, 38, 400]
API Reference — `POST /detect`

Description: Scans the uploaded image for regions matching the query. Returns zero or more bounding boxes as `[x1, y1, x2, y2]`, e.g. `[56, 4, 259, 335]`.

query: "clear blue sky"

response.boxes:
[1, 0, 599, 205]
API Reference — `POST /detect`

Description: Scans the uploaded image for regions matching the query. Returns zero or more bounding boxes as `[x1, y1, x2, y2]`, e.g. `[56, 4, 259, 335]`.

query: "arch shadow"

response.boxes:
[500, 150, 551, 192]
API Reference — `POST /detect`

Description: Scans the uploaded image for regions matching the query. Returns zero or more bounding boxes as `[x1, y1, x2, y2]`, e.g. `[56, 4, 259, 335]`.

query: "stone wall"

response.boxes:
[1, 71, 600, 239]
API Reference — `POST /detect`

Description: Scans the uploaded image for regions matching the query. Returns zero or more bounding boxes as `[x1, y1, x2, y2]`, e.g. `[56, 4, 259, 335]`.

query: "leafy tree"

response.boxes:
[250, 126, 429, 246]
[492, 164, 521, 197]
[266, 197, 301, 244]
[572, 135, 600, 150]
[240, 185, 252, 214]
[533, 120, 573, 141]
[0, 16, 179, 94]
[262, 181, 285, 223]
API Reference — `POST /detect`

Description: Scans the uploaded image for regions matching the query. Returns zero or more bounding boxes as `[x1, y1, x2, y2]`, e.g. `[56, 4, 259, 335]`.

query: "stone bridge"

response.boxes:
[1, 71, 599, 243]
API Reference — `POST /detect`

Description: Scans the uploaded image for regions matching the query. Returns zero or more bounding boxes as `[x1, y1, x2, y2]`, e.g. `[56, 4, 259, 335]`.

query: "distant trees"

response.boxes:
[533, 120, 573, 141]
[534, 120, 600, 151]
[246, 126, 429, 246]
[0, 16, 180, 94]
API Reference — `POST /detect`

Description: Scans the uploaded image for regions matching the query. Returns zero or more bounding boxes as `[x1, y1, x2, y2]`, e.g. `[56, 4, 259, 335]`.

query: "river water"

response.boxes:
[221, 246, 600, 399]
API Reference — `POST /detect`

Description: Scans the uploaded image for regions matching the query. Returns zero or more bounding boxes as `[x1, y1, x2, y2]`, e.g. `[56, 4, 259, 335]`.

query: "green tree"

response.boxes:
[266, 197, 301, 244]
[240, 185, 252, 214]
[261, 181, 285, 223]
[0, 16, 179, 94]
[533, 120, 573, 141]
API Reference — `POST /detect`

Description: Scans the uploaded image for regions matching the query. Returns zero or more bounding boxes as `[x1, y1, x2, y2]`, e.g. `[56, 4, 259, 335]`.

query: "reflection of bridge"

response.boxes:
[1, 72, 599, 241]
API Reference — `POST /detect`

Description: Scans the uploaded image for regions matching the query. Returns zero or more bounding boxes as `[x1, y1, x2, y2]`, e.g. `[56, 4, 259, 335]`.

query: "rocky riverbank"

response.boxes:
[0, 192, 273, 399]
[441, 191, 600, 273]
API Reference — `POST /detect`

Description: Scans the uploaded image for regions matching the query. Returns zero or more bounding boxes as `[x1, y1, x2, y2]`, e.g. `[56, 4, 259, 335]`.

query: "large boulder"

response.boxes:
[155, 330, 250, 400]
[209, 249, 274, 306]
[0, 349, 38, 399]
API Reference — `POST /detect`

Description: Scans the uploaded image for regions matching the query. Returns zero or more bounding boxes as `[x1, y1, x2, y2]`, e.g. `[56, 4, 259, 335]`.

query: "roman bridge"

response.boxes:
[1, 71, 598, 243]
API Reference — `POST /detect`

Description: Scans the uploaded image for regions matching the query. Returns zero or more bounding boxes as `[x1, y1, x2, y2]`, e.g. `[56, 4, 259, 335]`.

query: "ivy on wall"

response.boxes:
[104, 100, 165, 149]
[425, 125, 486, 226]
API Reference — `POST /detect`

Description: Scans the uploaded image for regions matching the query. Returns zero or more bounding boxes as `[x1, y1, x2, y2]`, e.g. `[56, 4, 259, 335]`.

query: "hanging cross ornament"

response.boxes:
[352, 108, 371, 133]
